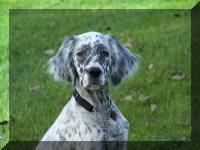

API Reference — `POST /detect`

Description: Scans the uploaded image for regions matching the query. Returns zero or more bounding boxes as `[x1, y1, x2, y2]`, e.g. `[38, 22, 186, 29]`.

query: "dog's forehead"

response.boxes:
[76, 32, 108, 49]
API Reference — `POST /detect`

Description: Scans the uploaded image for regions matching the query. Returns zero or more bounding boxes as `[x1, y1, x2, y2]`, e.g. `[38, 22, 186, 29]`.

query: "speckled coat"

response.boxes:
[36, 32, 140, 150]
[36, 95, 129, 150]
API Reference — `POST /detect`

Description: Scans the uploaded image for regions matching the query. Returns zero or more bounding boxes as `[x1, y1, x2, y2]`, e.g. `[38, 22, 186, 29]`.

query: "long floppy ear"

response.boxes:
[48, 36, 78, 83]
[106, 35, 140, 86]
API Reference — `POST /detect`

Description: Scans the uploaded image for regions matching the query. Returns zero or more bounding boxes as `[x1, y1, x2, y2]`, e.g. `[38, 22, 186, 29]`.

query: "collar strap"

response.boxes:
[73, 88, 94, 112]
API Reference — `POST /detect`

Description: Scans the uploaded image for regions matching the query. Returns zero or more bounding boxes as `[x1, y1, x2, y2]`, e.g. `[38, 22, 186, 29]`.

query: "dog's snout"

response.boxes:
[86, 67, 102, 78]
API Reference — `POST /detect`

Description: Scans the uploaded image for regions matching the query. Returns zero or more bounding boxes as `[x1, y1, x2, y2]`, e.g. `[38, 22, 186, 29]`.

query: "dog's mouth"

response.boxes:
[81, 74, 105, 90]
[87, 84, 100, 90]
[86, 81, 104, 90]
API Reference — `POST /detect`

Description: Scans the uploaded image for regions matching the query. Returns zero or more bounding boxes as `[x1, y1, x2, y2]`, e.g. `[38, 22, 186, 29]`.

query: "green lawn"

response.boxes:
[0, 19, 9, 149]
[8, 9, 190, 142]
[0, 0, 197, 149]
[1, 0, 198, 9]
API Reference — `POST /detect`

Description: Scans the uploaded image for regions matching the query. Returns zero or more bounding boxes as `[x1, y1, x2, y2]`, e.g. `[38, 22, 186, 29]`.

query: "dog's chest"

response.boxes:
[84, 112, 123, 141]
[59, 109, 126, 142]
[44, 98, 129, 142]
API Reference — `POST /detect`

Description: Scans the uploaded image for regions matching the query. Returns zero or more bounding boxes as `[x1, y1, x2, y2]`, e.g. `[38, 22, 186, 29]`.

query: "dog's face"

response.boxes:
[48, 32, 139, 90]
[73, 33, 112, 90]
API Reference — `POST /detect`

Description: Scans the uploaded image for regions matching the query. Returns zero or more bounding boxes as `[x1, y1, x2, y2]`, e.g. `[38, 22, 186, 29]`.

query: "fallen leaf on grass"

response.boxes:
[48, 22, 56, 28]
[150, 104, 157, 112]
[91, 9, 96, 13]
[139, 95, 150, 104]
[174, 14, 181, 17]
[91, 9, 97, 16]
[124, 95, 132, 103]
[29, 86, 40, 95]
[171, 75, 184, 80]
[29, 85, 40, 92]
[171, 71, 184, 80]
[44, 49, 55, 56]
[0, 121, 8, 125]
[10, 115, 16, 123]
[148, 64, 153, 70]
[105, 26, 112, 30]
[171, 70, 182, 75]
[139, 48, 144, 52]
[123, 40, 132, 49]
[113, 98, 123, 104]
[136, 120, 149, 126]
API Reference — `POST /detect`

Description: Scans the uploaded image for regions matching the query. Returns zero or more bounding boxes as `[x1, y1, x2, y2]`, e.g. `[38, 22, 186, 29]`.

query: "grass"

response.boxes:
[0, 13, 9, 149]
[1, 0, 199, 9]
[0, 0, 197, 149]
[9, 9, 190, 142]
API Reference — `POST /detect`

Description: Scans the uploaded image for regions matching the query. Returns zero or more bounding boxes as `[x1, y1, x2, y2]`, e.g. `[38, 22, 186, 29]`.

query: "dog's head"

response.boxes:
[48, 32, 139, 90]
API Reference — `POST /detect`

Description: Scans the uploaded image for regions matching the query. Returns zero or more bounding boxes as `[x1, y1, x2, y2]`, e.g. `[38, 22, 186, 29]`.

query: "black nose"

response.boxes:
[86, 67, 101, 78]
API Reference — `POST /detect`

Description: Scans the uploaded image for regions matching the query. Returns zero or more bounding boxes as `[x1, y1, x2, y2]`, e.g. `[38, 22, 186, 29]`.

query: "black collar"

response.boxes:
[73, 88, 94, 112]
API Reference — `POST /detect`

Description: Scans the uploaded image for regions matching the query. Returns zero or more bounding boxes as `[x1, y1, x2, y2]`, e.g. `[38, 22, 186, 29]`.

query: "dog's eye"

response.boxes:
[77, 51, 86, 57]
[101, 50, 109, 57]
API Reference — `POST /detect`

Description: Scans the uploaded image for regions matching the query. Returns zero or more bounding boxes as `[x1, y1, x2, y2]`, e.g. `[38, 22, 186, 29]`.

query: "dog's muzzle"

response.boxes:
[84, 66, 105, 89]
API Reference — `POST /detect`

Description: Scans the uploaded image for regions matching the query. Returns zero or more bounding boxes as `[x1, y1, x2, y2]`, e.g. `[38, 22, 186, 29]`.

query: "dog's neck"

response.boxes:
[74, 82, 110, 112]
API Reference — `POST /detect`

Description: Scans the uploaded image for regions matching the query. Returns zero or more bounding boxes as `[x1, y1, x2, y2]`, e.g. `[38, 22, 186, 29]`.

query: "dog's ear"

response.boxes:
[106, 35, 140, 86]
[48, 36, 78, 83]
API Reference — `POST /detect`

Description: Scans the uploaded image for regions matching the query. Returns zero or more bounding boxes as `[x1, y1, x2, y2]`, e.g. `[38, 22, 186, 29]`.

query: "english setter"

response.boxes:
[36, 32, 139, 150]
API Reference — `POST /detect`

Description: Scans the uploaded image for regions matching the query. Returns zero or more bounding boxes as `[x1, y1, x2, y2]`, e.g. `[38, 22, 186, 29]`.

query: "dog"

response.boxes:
[36, 32, 139, 150]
